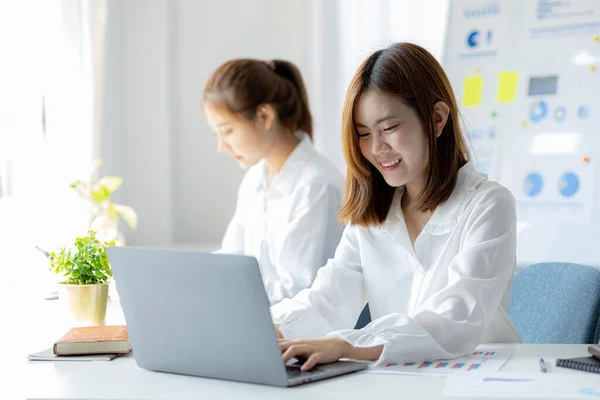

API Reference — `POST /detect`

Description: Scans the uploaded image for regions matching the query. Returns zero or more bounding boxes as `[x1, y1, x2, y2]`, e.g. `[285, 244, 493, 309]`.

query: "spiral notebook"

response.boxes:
[556, 356, 600, 374]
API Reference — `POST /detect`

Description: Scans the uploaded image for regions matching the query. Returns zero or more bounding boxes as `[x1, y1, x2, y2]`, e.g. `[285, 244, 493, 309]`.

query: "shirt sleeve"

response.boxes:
[270, 223, 367, 337]
[327, 187, 518, 366]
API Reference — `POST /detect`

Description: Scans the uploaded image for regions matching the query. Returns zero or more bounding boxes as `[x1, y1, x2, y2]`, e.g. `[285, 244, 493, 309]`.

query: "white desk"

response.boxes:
[4, 294, 596, 399]
[15, 344, 597, 399]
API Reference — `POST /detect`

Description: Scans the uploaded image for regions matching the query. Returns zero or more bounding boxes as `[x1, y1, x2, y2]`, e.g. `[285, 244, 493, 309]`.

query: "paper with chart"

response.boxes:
[365, 345, 517, 376]
[443, 372, 600, 398]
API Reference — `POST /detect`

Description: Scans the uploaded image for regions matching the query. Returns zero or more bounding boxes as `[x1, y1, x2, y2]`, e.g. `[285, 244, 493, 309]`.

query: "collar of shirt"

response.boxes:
[255, 132, 314, 195]
[382, 162, 486, 236]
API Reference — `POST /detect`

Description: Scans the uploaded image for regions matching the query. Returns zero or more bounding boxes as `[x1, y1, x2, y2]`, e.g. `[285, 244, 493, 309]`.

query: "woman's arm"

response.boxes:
[278, 187, 517, 370]
[270, 224, 367, 339]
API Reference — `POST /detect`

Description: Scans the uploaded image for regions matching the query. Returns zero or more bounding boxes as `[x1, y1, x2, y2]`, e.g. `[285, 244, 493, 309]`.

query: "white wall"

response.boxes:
[100, 0, 124, 204]
[122, 0, 175, 247]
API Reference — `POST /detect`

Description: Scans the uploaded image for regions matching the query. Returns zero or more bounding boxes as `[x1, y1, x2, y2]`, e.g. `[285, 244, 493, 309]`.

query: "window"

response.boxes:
[0, 0, 100, 295]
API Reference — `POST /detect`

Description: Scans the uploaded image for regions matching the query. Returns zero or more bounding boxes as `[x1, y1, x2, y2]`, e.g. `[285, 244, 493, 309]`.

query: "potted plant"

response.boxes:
[70, 159, 138, 245]
[50, 230, 115, 326]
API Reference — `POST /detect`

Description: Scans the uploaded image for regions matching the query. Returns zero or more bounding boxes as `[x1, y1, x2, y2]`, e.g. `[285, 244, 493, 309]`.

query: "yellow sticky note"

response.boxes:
[497, 71, 518, 103]
[463, 76, 483, 107]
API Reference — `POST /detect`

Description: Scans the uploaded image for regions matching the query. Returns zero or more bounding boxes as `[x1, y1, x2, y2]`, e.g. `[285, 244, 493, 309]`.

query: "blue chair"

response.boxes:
[355, 304, 371, 329]
[509, 262, 600, 344]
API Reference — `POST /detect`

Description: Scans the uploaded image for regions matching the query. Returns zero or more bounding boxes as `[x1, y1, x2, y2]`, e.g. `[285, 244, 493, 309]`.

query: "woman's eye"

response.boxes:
[383, 123, 400, 132]
[357, 132, 370, 138]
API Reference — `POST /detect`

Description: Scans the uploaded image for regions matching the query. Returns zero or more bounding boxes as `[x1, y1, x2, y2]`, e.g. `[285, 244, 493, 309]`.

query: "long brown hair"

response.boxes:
[339, 42, 469, 227]
[202, 59, 313, 138]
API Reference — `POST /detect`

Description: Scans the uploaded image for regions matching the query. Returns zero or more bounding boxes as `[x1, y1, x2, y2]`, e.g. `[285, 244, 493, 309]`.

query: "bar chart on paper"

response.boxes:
[366, 345, 517, 376]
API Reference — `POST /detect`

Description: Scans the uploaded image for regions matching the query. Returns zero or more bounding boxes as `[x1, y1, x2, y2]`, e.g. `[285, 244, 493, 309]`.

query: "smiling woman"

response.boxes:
[270, 42, 521, 372]
[339, 44, 469, 226]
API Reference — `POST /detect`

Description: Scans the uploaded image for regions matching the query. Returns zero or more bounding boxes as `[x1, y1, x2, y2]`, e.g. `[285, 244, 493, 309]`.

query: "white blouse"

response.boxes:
[217, 133, 344, 306]
[270, 163, 521, 365]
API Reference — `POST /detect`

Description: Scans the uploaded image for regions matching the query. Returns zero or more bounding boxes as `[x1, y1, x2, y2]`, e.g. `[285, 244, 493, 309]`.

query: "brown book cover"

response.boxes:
[53, 325, 131, 356]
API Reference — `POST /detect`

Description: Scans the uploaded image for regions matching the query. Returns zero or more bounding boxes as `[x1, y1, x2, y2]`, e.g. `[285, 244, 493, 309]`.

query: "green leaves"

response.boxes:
[90, 177, 123, 203]
[112, 204, 138, 230]
[91, 184, 112, 203]
[69, 159, 138, 231]
[49, 230, 115, 285]
[99, 176, 123, 193]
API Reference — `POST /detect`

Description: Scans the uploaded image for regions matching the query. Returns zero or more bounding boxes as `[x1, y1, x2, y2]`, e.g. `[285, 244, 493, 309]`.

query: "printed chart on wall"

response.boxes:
[365, 345, 517, 376]
[524, 0, 600, 43]
[444, 0, 600, 266]
[449, 0, 511, 178]
[514, 154, 594, 223]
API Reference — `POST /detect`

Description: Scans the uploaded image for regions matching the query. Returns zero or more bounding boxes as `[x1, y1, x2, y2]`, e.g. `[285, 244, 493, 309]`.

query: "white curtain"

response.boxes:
[0, 0, 107, 292]
[308, 0, 450, 173]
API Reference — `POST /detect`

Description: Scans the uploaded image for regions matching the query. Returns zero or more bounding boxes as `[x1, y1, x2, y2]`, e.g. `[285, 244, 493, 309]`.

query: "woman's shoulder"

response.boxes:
[417, 165, 517, 233]
[291, 169, 343, 202]
[295, 151, 344, 193]
[454, 163, 515, 209]
[458, 176, 517, 232]
[471, 178, 516, 209]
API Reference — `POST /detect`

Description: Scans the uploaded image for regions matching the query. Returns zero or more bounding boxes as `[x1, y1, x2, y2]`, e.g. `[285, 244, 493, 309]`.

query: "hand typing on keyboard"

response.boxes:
[279, 337, 351, 371]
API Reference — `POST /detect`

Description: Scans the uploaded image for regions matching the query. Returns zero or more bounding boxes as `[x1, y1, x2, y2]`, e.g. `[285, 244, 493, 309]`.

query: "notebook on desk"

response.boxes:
[556, 356, 600, 373]
[28, 348, 123, 362]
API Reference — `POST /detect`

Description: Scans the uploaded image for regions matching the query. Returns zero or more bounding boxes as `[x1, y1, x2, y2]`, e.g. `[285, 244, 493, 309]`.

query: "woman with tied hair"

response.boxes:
[201, 59, 344, 306]
[272, 43, 521, 371]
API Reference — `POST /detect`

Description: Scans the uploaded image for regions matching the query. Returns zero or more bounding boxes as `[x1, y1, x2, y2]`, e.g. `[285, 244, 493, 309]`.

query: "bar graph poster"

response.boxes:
[366, 345, 517, 376]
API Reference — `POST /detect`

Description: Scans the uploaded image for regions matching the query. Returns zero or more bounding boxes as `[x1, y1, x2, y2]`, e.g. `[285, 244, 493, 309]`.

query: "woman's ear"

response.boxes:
[433, 102, 450, 138]
[256, 104, 276, 131]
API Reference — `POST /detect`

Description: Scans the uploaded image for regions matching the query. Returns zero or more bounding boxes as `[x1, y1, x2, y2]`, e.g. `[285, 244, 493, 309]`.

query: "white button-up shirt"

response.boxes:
[271, 163, 521, 364]
[218, 133, 344, 305]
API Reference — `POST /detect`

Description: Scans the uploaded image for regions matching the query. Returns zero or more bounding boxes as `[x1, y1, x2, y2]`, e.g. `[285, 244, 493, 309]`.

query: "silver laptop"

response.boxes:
[107, 247, 367, 387]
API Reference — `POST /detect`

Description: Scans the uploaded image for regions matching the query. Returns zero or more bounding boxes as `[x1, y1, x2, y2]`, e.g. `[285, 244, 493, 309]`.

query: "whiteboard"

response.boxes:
[443, 0, 600, 266]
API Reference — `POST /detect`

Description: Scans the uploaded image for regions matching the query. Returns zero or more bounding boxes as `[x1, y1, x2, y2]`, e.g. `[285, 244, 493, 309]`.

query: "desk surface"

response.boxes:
[17, 344, 597, 399]
[5, 295, 597, 400]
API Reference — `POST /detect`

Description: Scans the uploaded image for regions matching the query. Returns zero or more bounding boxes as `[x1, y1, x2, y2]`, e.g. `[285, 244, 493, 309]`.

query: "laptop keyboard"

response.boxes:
[286, 365, 306, 377]
[286, 364, 320, 377]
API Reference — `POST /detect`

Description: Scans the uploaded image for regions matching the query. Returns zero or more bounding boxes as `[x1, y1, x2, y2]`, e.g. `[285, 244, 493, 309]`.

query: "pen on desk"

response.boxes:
[36, 246, 59, 300]
[35, 246, 53, 260]
[539, 358, 548, 373]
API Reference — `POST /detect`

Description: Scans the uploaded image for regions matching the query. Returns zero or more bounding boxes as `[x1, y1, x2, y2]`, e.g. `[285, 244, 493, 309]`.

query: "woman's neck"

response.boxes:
[402, 178, 425, 210]
[401, 178, 435, 247]
[264, 130, 300, 186]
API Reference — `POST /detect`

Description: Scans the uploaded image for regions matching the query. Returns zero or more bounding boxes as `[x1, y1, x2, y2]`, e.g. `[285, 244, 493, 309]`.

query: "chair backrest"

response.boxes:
[509, 262, 600, 344]
[355, 304, 371, 329]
